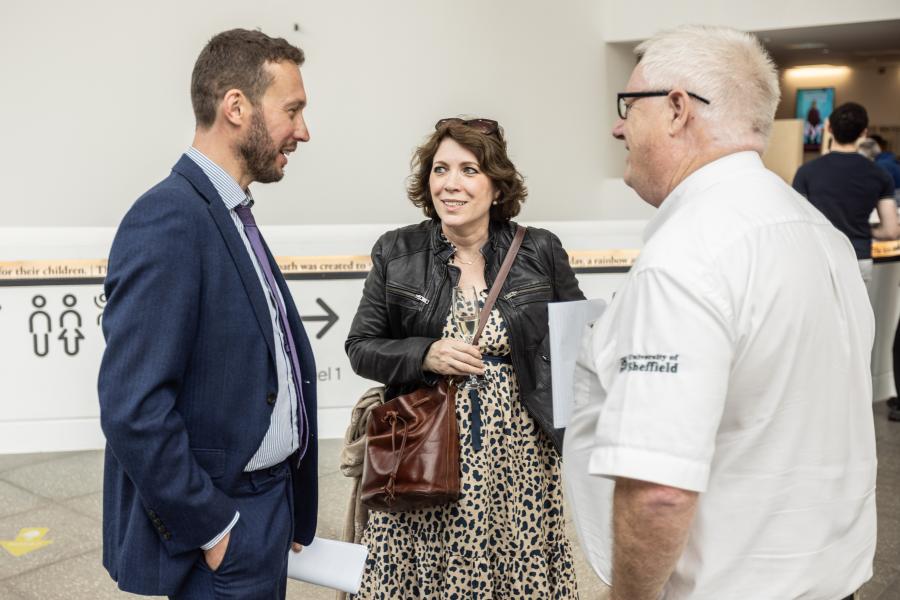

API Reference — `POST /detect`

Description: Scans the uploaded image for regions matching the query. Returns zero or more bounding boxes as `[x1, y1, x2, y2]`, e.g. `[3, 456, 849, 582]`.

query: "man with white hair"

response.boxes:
[565, 25, 876, 600]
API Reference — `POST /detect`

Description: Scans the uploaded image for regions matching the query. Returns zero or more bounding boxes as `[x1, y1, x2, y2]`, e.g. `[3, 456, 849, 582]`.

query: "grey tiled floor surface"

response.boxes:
[0, 402, 898, 599]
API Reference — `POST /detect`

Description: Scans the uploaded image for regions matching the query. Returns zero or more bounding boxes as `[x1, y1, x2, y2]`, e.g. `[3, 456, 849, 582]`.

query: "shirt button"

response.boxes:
[266, 393, 277, 405]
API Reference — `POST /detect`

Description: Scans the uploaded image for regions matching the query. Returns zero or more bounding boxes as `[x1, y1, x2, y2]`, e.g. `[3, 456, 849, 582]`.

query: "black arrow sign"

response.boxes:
[301, 298, 338, 339]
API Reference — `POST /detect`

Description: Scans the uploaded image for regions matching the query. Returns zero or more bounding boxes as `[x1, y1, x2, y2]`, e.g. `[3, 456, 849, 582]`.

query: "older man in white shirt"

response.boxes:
[565, 25, 876, 600]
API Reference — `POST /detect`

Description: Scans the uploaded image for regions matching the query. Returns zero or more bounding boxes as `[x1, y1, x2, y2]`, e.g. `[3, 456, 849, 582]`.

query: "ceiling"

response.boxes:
[756, 20, 900, 68]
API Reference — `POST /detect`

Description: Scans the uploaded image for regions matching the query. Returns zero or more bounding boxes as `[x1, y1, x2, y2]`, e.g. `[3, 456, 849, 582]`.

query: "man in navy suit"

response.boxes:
[98, 29, 317, 599]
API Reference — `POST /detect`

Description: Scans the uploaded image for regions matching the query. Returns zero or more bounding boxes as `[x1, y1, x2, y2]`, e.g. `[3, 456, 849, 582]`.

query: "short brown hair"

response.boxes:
[191, 29, 305, 128]
[407, 121, 527, 221]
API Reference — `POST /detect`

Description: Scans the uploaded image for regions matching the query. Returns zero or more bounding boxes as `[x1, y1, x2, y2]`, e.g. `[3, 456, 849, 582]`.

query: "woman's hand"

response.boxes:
[423, 339, 485, 376]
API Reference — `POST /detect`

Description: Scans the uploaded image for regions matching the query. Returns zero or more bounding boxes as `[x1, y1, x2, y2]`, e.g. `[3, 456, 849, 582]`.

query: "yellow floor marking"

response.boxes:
[0, 528, 53, 557]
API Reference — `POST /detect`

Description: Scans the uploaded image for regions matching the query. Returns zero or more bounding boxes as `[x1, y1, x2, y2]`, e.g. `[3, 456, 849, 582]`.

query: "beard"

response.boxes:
[238, 109, 283, 184]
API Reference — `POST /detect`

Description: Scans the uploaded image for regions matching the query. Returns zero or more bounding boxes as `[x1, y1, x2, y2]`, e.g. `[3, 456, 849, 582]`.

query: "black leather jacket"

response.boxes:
[345, 219, 584, 451]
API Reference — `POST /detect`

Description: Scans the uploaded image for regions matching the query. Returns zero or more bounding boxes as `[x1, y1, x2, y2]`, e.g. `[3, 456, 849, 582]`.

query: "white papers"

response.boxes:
[286, 536, 368, 594]
[559, 321, 614, 584]
[549, 298, 607, 427]
[563, 388, 614, 585]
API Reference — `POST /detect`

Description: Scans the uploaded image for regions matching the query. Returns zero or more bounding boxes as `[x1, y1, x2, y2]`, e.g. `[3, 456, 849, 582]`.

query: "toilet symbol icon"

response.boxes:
[94, 293, 107, 326]
[29, 295, 52, 357]
[58, 294, 84, 356]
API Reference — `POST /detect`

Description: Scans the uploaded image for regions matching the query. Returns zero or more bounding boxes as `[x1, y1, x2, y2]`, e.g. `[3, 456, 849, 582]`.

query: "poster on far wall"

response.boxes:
[796, 87, 835, 151]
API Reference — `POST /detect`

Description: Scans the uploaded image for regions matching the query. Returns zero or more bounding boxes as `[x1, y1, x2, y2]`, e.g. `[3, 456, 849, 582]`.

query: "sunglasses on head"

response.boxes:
[435, 118, 500, 135]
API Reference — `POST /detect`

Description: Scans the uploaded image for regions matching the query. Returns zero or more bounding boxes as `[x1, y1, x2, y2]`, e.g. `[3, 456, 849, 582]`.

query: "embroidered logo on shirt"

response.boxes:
[619, 354, 679, 373]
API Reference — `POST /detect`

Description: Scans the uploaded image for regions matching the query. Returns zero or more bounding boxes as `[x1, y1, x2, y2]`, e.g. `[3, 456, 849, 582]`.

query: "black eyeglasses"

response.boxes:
[435, 118, 499, 135]
[617, 91, 711, 119]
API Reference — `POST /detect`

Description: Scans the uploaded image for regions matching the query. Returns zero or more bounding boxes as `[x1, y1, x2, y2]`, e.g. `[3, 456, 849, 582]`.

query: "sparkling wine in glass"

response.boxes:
[452, 286, 485, 390]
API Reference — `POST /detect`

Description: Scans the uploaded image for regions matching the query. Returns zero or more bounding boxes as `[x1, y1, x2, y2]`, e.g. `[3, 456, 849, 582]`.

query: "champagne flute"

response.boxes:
[452, 286, 485, 390]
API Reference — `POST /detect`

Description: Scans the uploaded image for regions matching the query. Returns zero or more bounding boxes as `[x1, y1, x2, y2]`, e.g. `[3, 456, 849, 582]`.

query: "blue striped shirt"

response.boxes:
[186, 147, 301, 549]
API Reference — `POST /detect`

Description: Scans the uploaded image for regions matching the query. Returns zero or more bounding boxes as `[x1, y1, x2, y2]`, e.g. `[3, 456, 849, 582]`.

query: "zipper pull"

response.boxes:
[415, 294, 430, 304]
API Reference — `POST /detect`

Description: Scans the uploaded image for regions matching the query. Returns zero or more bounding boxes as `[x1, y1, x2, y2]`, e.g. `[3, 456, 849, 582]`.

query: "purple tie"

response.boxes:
[234, 204, 308, 461]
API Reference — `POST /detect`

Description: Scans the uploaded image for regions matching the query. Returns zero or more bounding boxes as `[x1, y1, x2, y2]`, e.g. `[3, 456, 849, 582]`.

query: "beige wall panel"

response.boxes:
[777, 64, 900, 145]
[762, 119, 805, 184]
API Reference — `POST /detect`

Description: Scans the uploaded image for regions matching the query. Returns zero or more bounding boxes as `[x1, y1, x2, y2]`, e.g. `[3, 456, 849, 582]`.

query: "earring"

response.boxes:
[492, 200, 498, 205]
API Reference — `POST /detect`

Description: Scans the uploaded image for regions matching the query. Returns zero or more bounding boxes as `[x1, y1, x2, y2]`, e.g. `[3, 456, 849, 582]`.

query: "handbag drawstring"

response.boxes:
[382, 410, 408, 502]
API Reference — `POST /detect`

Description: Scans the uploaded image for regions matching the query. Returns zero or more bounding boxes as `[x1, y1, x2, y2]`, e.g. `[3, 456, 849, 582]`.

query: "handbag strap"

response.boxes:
[472, 225, 526, 346]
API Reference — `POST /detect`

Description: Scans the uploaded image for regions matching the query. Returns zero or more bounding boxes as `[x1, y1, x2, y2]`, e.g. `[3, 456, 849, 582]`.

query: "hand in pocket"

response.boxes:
[204, 531, 231, 572]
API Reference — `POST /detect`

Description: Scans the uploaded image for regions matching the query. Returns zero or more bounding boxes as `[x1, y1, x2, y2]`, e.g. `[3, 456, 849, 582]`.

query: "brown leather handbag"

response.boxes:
[360, 225, 527, 512]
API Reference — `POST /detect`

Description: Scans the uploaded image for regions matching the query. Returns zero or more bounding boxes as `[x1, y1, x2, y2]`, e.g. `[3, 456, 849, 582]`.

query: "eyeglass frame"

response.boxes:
[435, 117, 500, 136]
[617, 91, 711, 120]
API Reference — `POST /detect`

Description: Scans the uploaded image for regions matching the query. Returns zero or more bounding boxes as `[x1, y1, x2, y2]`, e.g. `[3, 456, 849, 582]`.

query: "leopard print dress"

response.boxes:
[354, 292, 579, 599]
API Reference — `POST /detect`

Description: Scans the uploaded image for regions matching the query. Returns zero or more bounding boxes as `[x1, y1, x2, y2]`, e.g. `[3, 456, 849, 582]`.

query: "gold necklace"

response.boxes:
[453, 253, 480, 266]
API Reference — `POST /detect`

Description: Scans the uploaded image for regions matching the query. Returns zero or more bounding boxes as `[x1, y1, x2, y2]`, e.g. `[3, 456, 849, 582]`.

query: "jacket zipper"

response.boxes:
[386, 283, 430, 305]
[503, 282, 551, 301]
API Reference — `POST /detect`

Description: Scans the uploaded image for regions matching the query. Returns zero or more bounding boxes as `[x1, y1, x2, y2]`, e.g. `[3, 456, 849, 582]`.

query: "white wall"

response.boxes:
[6, 1, 896, 230]
[2, 0, 651, 228]
[0, 221, 646, 451]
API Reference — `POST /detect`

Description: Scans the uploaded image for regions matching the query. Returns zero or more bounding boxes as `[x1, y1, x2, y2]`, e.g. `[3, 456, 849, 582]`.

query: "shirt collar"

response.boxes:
[643, 151, 764, 243]
[185, 147, 252, 209]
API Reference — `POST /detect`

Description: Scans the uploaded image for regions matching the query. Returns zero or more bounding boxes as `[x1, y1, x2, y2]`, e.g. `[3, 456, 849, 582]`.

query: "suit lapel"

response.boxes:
[173, 155, 278, 366]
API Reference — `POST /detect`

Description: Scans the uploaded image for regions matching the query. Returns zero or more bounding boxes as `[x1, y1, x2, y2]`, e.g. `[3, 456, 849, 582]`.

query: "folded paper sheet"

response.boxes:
[549, 298, 607, 427]
[286, 536, 368, 594]
[562, 316, 614, 584]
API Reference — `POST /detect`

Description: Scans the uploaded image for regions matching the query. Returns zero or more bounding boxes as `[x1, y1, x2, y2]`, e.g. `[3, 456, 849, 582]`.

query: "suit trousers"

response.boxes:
[171, 462, 294, 600]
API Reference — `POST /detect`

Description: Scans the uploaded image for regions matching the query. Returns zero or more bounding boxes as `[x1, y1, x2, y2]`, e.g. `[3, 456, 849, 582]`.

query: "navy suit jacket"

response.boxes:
[98, 155, 318, 595]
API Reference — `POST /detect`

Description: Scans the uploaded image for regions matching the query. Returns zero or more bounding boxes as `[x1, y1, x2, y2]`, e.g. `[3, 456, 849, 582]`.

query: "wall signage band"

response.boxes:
[2, 243, 897, 286]
[0, 250, 639, 285]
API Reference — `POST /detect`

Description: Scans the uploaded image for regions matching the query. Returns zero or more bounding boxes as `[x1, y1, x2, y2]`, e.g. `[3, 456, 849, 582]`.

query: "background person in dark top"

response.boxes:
[870, 133, 900, 204]
[869, 133, 900, 421]
[793, 102, 898, 287]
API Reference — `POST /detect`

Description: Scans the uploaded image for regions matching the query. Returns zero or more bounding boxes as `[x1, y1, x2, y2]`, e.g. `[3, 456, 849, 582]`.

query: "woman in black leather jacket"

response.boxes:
[345, 118, 584, 599]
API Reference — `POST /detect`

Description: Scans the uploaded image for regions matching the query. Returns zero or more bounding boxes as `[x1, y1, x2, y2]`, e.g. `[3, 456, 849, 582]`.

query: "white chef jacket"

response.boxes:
[565, 151, 877, 600]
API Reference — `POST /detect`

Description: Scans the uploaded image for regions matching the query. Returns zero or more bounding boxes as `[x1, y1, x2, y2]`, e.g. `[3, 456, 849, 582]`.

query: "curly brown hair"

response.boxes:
[407, 120, 527, 221]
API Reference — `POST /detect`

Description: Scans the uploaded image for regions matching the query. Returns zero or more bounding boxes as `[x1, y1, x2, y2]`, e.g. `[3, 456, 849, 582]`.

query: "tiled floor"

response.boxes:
[0, 403, 898, 599]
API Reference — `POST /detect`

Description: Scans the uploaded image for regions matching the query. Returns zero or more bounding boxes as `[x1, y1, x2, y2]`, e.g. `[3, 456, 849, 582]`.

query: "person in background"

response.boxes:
[887, 327, 900, 422]
[345, 118, 584, 599]
[99, 29, 317, 599]
[870, 133, 900, 421]
[565, 25, 876, 600]
[793, 102, 898, 287]
[858, 137, 881, 162]
[870, 133, 900, 204]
